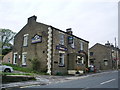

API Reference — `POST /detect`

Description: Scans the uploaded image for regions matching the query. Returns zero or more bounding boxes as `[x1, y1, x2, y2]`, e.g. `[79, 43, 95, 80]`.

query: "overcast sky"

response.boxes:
[0, 0, 119, 47]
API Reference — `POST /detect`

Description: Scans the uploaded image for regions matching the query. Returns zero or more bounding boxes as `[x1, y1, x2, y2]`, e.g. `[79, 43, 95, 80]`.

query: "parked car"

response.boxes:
[0, 63, 13, 72]
[88, 65, 96, 73]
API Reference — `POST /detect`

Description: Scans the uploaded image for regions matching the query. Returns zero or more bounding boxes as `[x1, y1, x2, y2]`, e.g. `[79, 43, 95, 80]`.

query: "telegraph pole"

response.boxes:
[115, 37, 118, 69]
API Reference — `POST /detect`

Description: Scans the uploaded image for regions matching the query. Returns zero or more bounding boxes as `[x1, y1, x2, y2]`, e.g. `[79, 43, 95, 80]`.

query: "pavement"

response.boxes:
[1, 70, 119, 89]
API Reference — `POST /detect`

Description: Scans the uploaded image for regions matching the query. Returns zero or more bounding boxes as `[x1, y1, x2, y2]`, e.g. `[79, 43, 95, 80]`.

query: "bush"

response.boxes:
[56, 72, 63, 76]
[30, 58, 41, 72]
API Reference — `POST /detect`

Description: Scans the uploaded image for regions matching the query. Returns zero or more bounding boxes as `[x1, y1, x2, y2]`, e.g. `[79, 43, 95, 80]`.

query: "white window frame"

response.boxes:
[23, 34, 29, 46]
[80, 41, 84, 50]
[13, 52, 17, 64]
[59, 33, 64, 45]
[70, 37, 75, 48]
[59, 53, 65, 66]
[104, 60, 108, 66]
[22, 52, 27, 65]
[77, 56, 84, 64]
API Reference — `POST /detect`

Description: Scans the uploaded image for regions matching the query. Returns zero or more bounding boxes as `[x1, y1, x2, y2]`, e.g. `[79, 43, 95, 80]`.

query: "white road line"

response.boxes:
[100, 79, 116, 85]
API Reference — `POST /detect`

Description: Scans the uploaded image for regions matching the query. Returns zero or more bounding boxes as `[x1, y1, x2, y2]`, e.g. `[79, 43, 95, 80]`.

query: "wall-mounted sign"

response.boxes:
[56, 44, 67, 51]
[32, 34, 42, 44]
[68, 36, 73, 44]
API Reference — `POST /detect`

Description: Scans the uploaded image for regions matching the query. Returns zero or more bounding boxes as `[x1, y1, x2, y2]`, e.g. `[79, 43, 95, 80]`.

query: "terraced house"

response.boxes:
[89, 42, 120, 70]
[13, 16, 89, 75]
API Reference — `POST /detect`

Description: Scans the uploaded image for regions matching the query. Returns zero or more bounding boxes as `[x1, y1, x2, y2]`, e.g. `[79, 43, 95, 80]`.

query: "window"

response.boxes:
[8, 58, 10, 63]
[59, 34, 64, 45]
[90, 52, 94, 56]
[59, 53, 64, 66]
[22, 52, 27, 65]
[77, 56, 84, 64]
[80, 42, 84, 50]
[13, 53, 17, 64]
[104, 60, 108, 66]
[23, 34, 29, 46]
[70, 37, 75, 48]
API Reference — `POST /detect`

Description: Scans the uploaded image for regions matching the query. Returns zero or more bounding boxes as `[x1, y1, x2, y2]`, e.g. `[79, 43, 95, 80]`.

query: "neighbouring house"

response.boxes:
[3, 51, 13, 64]
[13, 15, 89, 75]
[89, 42, 119, 70]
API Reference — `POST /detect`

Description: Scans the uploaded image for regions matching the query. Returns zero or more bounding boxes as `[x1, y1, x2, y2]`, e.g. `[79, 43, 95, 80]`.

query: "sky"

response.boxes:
[0, 0, 119, 48]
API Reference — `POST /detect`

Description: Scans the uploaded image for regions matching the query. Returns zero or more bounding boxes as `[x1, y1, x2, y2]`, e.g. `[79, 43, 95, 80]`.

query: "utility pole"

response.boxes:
[115, 37, 118, 69]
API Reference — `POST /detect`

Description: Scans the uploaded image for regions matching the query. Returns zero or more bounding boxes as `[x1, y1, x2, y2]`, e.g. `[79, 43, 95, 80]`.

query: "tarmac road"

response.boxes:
[27, 70, 119, 89]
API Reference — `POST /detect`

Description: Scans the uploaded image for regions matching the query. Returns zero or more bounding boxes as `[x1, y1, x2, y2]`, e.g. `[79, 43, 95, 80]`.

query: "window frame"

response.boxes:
[70, 37, 75, 48]
[80, 41, 84, 50]
[59, 53, 65, 67]
[13, 52, 17, 64]
[22, 52, 27, 66]
[104, 60, 108, 66]
[59, 34, 64, 45]
[23, 34, 29, 46]
[77, 56, 84, 65]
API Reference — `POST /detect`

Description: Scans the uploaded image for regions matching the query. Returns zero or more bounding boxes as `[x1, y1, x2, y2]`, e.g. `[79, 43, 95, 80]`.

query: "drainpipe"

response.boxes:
[88, 44, 90, 67]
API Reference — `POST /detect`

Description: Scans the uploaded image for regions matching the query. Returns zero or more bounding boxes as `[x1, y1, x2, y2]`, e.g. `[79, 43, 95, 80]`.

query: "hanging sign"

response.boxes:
[56, 44, 67, 51]
[32, 34, 42, 44]
[68, 36, 73, 44]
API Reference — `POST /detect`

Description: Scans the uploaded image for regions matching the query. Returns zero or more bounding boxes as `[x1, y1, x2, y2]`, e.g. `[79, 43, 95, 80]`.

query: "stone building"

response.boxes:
[3, 52, 13, 64]
[89, 42, 119, 70]
[13, 16, 89, 75]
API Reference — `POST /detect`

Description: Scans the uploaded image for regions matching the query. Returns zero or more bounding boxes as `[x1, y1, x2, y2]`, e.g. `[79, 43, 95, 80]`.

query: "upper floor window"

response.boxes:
[23, 34, 29, 46]
[59, 34, 64, 45]
[70, 37, 75, 48]
[90, 52, 94, 56]
[80, 42, 84, 50]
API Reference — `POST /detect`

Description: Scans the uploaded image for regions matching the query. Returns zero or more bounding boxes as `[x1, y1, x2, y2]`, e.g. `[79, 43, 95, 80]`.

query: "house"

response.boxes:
[89, 42, 119, 70]
[13, 15, 89, 75]
[3, 51, 13, 64]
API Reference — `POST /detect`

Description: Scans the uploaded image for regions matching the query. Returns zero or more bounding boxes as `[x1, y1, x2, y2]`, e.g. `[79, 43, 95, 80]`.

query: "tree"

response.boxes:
[0, 29, 16, 57]
[0, 29, 16, 48]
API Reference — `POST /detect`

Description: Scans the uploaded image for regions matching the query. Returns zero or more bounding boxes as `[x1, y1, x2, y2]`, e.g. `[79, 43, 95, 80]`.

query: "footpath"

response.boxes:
[1, 70, 118, 89]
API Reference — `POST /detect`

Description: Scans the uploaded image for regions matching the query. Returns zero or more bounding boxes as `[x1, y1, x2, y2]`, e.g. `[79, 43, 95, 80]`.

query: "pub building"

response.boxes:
[13, 16, 89, 75]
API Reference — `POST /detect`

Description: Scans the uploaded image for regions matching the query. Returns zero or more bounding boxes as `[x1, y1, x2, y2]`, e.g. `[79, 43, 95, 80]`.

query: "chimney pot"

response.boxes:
[66, 28, 73, 34]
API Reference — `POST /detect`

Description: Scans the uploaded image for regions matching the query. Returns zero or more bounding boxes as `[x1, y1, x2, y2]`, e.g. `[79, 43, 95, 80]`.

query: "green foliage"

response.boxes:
[0, 28, 16, 48]
[3, 63, 33, 73]
[2, 48, 12, 56]
[30, 58, 41, 72]
[3, 63, 47, 75]
[56, 72, 63, 76]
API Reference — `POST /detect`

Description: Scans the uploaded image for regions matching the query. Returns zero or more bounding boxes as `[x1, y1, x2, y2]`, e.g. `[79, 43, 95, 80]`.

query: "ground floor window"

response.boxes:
[59, 53, 65, 66]
[22, 52, 27, 65]
[104, 60, 108, 66]
[13, 53, 17, 64]
[77, 56, 84, 65]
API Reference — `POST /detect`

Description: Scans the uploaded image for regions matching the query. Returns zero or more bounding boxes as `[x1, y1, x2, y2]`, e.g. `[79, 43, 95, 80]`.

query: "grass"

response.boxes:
[2, 63, 49, 75]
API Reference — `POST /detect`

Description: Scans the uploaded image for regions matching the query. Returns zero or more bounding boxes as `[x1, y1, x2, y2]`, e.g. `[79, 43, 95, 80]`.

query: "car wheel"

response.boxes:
[4, 69, 11, 72]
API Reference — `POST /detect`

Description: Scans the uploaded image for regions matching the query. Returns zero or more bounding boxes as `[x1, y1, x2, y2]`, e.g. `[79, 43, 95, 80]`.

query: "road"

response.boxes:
[26, 70, 119, 89]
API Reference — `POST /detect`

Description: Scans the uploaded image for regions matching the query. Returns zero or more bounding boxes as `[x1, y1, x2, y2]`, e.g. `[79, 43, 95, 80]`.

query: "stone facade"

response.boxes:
[89, 42, 119, 70]
[13, 16, 89, 75]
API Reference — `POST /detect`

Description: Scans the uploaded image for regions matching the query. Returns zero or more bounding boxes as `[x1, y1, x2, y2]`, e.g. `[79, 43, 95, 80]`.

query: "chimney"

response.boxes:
[105, 41, 111, 47]
[28, 15, 37, 24]
[66, 28, 73, 35]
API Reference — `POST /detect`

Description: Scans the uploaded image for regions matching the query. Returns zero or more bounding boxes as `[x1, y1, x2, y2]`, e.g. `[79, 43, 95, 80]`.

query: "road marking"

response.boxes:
[100, 79, 116, 85]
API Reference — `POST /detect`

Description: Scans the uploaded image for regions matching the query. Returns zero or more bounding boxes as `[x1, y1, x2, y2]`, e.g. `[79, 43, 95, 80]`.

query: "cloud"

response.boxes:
[0, 0, 118, 47]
